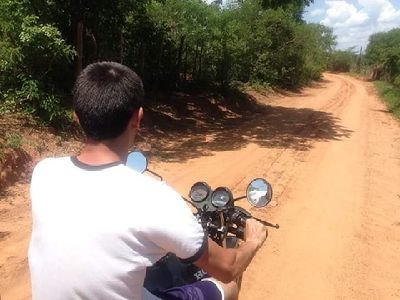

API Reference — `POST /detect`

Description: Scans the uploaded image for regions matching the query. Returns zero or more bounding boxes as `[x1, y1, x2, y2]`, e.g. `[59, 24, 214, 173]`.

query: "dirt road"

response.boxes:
[1, 73, 400, 299]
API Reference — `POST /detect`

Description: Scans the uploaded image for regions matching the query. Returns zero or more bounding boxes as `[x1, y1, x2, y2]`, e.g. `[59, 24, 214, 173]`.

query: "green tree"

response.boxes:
[328, 48, 358, 72]
[365, 28, 400, 84]
[0, 0, 75, 124]
[1, 0, 336, 126]
[299, 24, 336, 80]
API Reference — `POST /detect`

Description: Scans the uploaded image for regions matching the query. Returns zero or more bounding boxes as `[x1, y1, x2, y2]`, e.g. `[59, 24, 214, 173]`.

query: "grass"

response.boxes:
[374, 81, 400, 118]
[4, 133, 23, 149]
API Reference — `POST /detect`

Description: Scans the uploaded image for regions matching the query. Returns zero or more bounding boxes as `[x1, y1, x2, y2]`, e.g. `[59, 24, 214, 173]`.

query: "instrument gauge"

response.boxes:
[189, 182, 211, 203]
[211, 187, 233, 208]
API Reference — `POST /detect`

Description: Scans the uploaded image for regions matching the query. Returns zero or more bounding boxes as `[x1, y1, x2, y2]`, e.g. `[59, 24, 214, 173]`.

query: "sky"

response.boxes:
[303, 0, 400, 50]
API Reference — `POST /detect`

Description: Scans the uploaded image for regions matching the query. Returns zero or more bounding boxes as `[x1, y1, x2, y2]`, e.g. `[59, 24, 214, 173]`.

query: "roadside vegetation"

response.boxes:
[1, 0, 399, 169]
[374, 81, 400, 118]
[0, 0, 336, 128]
[325, 27, 400, 118]
[365, 28, 400, 85]
[365, 28, 400, 118]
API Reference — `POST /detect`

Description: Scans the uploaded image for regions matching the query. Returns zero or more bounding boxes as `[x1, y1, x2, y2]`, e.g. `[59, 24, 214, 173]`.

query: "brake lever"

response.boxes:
[252, 216, 280, 229]
[230, 206, 279, 229]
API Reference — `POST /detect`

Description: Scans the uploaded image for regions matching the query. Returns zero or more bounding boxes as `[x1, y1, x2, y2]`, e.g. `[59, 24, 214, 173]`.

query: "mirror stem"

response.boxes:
[147, 169, 163, 181]
[181, 197, 198, 210]
[233, 195, 247, 202]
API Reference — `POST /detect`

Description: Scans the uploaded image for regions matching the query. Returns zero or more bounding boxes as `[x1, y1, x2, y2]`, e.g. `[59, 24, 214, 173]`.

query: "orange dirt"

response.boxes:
[1, 73, 400, 299]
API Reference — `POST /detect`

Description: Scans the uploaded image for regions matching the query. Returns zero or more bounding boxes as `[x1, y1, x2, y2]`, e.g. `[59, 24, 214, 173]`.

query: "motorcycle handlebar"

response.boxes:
[230, 212, 247, 227]
[228, 208, 280, 229]
[199, 206, 279, 240]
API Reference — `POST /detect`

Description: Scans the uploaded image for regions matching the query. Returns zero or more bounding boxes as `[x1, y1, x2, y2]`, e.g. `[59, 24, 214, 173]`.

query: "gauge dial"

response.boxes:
[189, 182, 210, 203]
[211, 187, 232, 207]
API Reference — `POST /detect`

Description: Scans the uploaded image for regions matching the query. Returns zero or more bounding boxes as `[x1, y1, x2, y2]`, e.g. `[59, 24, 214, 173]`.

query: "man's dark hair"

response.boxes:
[73, 61, 144, 141]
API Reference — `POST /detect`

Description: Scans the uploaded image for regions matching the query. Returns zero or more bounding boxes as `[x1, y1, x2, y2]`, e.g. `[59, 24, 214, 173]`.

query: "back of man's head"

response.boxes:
[73, 62, 144, 141]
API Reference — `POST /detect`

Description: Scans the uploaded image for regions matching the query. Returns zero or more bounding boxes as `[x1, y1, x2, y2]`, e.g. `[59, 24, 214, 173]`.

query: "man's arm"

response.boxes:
[194, 219, 268, 283]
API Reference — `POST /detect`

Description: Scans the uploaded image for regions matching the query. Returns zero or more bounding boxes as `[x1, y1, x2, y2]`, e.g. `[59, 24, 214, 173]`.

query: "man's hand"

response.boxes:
[244, 218, 268, 249]
[195, 219, 268, 283]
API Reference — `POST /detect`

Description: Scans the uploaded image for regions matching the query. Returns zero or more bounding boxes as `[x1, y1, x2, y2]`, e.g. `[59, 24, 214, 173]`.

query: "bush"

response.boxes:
[328, 50, 357, 72]
[374, 81, 400, 118]
[393, 75, 400, 88]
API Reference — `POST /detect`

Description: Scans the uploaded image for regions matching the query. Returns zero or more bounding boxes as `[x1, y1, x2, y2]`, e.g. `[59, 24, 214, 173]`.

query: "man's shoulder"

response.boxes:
[33, 156, 70, 173]
[119, 166, 174, 193]
[118, 166, 183, 205]
[30, 157, 71, 191]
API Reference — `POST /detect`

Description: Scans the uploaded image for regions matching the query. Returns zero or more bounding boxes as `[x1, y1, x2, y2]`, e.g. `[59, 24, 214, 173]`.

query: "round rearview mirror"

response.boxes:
[246, 178, 272, 208]
[126, 151, 148, 173]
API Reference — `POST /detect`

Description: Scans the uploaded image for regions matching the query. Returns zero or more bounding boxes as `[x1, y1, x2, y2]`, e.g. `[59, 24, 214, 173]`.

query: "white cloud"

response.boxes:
[358, 0, 400, 22]
[314, 0, 400, 49]
[378, 5, 400, 22]
[322, 1, 369, 27]
[310, 8, 325, 17]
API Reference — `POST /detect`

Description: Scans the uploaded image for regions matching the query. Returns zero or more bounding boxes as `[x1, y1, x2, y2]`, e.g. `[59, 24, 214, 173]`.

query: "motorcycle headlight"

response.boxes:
[211, 187, 233, 208]
[189, 182, 210, 203]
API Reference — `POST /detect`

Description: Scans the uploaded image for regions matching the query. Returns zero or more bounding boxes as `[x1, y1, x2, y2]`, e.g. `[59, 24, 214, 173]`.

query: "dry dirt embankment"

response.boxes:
[1, 73, 400, 299]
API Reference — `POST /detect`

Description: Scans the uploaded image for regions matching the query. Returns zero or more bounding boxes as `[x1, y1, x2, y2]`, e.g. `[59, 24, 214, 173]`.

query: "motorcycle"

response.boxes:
[126, 151, 279, 297]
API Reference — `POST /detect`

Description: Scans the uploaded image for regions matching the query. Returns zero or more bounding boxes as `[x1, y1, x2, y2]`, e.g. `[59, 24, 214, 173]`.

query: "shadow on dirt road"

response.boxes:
[138, 90, 353, 162]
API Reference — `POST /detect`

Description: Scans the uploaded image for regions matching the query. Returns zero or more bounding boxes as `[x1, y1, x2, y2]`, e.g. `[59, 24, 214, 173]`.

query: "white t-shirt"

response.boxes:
[29, 157, 206, 300]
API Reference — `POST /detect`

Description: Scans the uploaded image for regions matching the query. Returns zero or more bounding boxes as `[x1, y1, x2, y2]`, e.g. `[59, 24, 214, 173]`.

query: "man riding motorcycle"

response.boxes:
[28, 61, 268, 300]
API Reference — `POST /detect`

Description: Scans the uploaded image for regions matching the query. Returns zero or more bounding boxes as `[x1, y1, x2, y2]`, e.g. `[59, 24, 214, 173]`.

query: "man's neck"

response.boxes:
[77, 139, 128, 165]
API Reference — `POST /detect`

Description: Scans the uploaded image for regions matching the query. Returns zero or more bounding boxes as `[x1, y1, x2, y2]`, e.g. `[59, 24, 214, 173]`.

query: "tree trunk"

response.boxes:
[75, 20, 84, 77]
[86, 29, 97, 62]
[153, 38, 164, 91]
[370, 65, 383, 81]
[193, 41, 200, 80]
[176, 36, 185, 83]
[119, 30, 124, 64]
[139, 42, 146, 77]
[183, 45, 188, 82]
[198, 45, 204, 79]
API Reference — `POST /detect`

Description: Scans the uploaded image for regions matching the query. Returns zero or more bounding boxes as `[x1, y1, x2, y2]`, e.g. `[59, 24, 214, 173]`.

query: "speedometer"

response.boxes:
[211, 187, 233, 208]
[189, 182, 210, 203]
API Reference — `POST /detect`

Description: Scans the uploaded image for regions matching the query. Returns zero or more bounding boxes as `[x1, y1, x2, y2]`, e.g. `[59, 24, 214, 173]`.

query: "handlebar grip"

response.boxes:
[237, 215, 247, 227]
[236, 227, 245, 240]
[231, 213, 247, 240]
[230, 210, 248, 227]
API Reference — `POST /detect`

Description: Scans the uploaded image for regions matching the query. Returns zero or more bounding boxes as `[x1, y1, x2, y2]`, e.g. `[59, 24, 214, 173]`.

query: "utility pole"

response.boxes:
[357, 46, 362, 74]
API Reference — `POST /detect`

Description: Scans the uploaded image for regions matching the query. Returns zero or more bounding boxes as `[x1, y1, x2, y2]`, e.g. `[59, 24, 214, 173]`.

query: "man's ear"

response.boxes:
[73, 112, 80, 125]
[131, 107, 143, 129]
